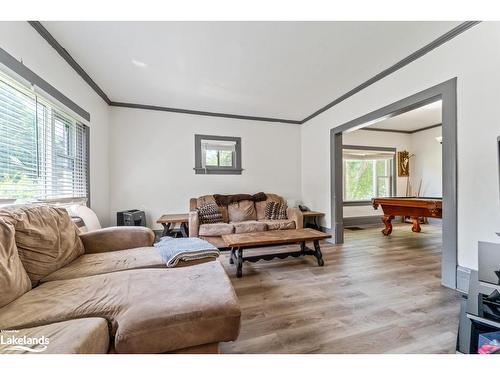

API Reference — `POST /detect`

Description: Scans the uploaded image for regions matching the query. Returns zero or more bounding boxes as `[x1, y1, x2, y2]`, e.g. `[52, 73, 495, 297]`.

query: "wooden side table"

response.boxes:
[302, 211, 325, 231]
[157, 214, 189, 237]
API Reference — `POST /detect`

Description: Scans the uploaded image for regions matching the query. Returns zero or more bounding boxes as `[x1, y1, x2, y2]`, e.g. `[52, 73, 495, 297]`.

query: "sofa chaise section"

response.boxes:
[0, 262, 241, 353]
[0, 204, 241, 354]
[0, 318, 109, 354]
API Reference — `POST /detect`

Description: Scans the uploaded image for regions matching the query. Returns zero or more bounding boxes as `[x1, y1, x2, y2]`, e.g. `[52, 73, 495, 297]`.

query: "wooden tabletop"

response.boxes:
[301, 210, 325, 217]
[156, 213, 189, 224]
[222, 228, 331, 248]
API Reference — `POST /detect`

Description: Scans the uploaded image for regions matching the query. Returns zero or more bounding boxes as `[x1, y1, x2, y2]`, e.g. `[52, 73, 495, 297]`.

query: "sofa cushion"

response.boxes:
[0, 218, 31, 308]
[0, 318, 109, 354]
[232, 220, 268, 234]
[258, 219, 296, 230]
[255, 193, 284, 220]
[1, 205, 84, 285]
[199, 223, 234, 236]
[228, 200, 257, 223]
[41, 247, 165, 283]
[0, 262, 241, 354]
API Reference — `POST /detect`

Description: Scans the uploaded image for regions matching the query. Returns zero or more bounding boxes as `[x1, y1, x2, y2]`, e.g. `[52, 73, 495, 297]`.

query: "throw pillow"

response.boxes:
[0, 217, 32, 308]
[264, 201, 288, 220]
[4, 205, 85, 286]
[198, 202, 224, 224]
[228, 200, 257, 223]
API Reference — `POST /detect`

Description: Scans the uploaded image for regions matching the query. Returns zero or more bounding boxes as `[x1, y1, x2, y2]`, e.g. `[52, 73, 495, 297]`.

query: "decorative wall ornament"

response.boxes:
[397, 151, 411, 177]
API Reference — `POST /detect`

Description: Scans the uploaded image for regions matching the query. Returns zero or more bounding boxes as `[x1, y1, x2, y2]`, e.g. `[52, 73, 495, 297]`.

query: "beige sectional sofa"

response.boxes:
[189, 193, 303, 248]
[0, 205, 240, 354]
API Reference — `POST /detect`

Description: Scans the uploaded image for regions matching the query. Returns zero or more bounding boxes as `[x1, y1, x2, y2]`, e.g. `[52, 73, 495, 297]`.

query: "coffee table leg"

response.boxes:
[161, 223, 171, 237]
[300, 241, 306, 255]
[180, 222, 189, 237]
[236, 248, 243, 278]
[313, 240, 324, 266]
[229, 248, 235, 264]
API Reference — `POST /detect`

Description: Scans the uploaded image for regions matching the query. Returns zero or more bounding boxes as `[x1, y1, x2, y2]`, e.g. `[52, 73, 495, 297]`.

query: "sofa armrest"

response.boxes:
[189, 211, 200, 237]
[287, 207, 304, 229]
[80, 226, 155, 254]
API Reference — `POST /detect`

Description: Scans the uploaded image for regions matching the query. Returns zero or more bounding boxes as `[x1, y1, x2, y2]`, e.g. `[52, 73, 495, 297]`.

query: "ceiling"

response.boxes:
[41, 21, 460, 121]
[366, 100, 442, 132]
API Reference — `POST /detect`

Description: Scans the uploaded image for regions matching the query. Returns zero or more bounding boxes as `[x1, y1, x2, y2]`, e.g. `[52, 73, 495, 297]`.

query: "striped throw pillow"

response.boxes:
[264, 201, 288, 220]
[198, 203, 224, 224]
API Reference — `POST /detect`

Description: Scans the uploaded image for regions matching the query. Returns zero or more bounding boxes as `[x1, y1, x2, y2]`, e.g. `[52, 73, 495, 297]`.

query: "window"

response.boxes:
[343, 147, 396, 203]
[194, 135, 242, 175]
[202, 139, 236, 168]
[0, 72, 89, 203]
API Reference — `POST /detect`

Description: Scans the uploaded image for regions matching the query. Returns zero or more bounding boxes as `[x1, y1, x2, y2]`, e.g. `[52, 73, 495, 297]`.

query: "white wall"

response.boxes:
[342, 129, 411, 218]
[410, 126, 442, 197]
[0, 22, 111, 225]
[109, 107, 301, 229]
[301, 22, 500, 270]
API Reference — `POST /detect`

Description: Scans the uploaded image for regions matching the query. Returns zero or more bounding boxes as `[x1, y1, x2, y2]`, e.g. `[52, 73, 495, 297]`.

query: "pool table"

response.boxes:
[371, 197, 442, 235]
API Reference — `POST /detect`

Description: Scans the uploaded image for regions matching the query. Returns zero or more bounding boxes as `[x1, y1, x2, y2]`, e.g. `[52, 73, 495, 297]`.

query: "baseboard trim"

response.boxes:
[343, 215, 382, 227]
[456, 266, 472, 294]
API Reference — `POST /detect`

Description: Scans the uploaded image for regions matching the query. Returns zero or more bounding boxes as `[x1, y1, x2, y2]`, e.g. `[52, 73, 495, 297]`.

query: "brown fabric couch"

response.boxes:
[0, 205, 240, 354]
[189, 193, 303, 248]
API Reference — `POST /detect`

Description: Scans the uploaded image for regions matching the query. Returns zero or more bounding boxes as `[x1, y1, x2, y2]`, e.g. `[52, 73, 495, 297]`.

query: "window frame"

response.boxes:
[342, 145, 397, 206]
[194, 134, 242, 175]
[0, 70, 90, 205]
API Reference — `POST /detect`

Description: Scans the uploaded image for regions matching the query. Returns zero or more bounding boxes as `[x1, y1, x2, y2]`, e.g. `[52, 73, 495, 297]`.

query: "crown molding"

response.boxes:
[28, 21, 480, 125]
[301, 21, 480, 123]
[29, 21, 112, 105]
[364, 123, 442, 134]
[109, 101, 301, 124]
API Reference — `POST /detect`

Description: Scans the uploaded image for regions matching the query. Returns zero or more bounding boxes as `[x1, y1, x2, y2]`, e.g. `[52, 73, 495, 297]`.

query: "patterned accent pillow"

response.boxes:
[264, 201, 288, 220]
[198, 203, 224, 224]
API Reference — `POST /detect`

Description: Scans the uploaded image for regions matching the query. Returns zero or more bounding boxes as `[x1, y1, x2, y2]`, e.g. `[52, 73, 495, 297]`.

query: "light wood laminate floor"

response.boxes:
[220, 223, 460, 354]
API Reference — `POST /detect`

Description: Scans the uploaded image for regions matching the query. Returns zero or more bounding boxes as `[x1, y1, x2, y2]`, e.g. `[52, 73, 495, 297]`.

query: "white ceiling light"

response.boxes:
[131, 59, 147, 68]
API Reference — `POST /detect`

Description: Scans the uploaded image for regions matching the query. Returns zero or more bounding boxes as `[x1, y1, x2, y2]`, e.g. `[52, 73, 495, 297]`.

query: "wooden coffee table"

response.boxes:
[222, 228, 331, 277]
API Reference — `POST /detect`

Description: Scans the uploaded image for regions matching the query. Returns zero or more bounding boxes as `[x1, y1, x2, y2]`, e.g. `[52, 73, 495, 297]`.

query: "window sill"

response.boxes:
[343, 200, 373, 206]
[194, 167, 243, 175]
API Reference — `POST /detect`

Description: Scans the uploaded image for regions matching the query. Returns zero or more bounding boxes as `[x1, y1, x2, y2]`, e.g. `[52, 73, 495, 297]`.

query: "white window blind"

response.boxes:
[0, 73, 89, 202]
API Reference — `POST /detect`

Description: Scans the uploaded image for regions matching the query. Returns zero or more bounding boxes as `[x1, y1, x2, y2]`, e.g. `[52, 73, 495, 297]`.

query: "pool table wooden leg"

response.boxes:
[382, 215, 394, 235]
[411, 217, 421, 232]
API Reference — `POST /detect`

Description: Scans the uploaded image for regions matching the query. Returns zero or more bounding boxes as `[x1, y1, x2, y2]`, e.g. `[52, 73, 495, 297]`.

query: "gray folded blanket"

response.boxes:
[154, 236, 220, 267]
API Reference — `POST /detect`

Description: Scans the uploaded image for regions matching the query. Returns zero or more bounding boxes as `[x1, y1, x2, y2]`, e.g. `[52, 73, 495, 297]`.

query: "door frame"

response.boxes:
[329, 78, 457, 288]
